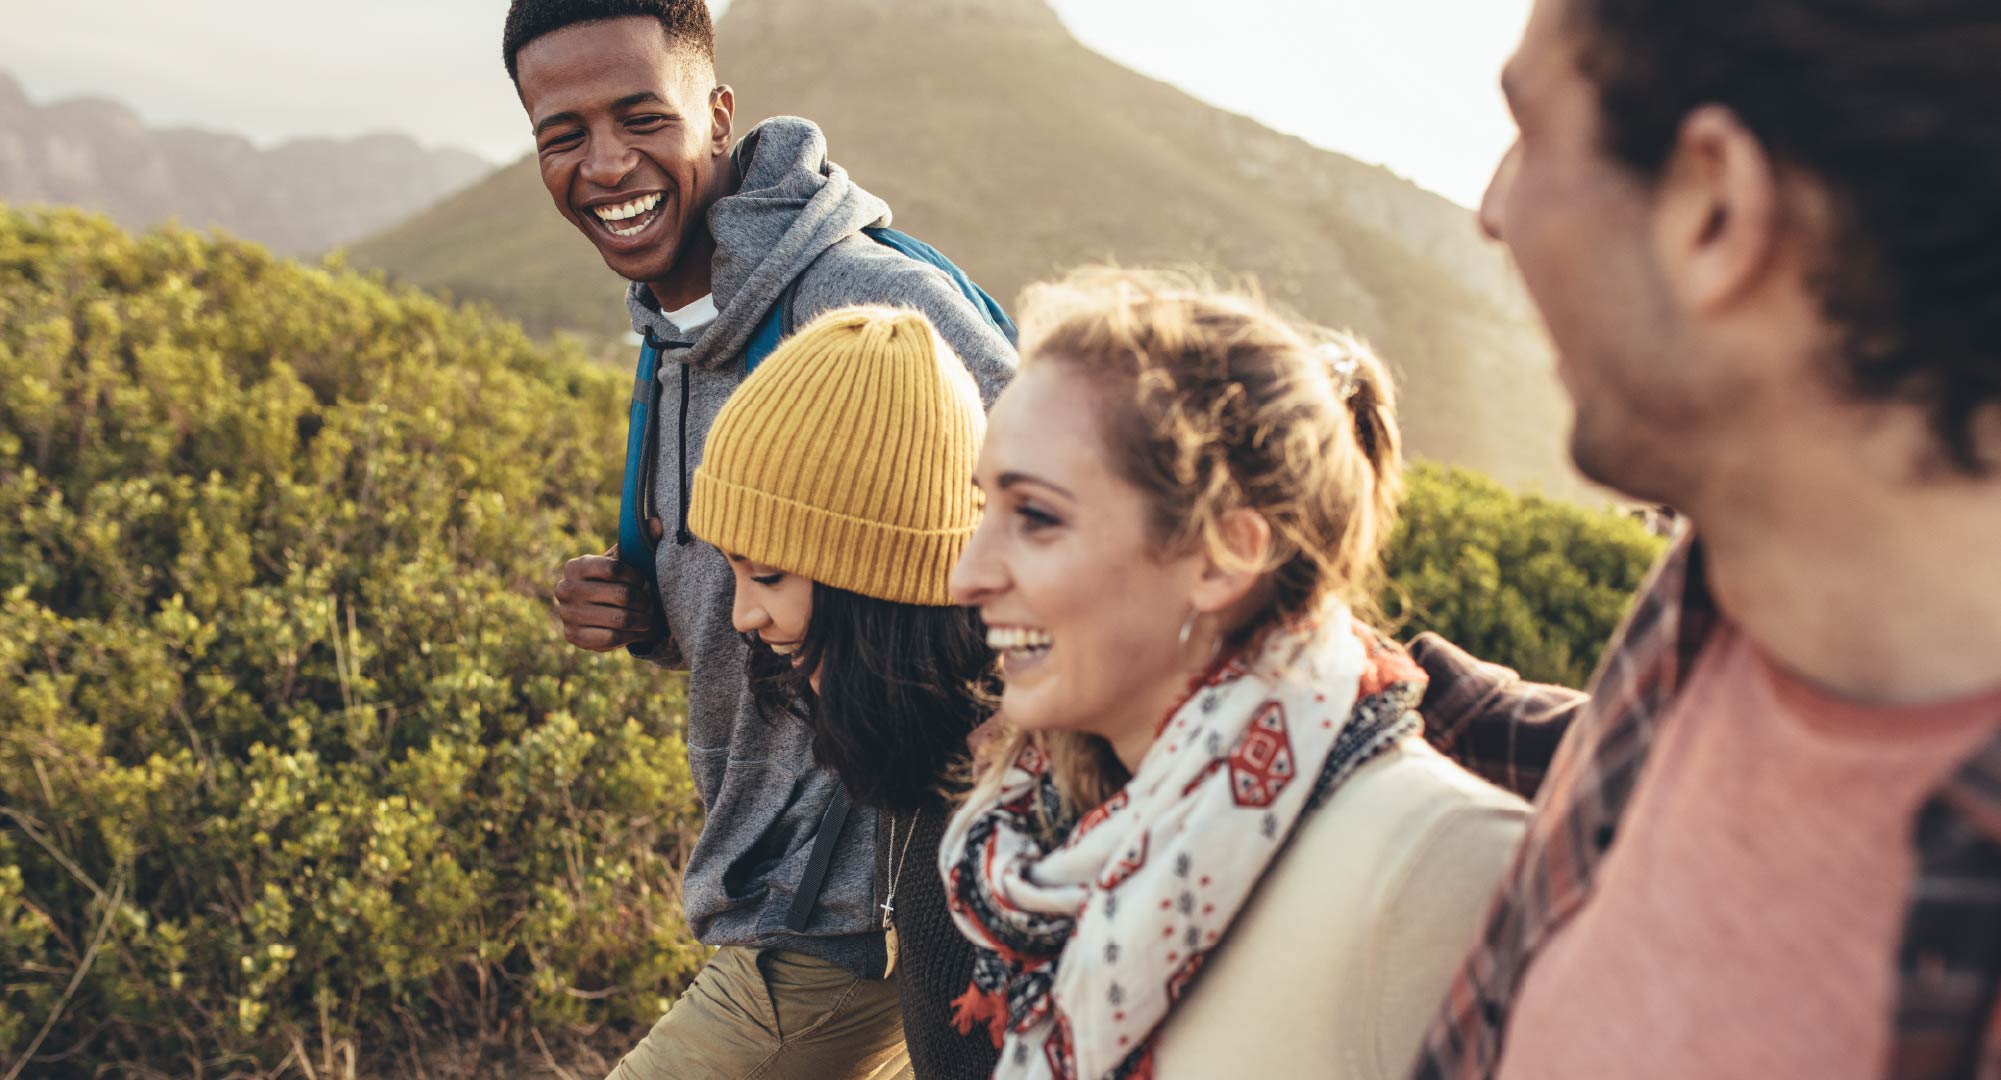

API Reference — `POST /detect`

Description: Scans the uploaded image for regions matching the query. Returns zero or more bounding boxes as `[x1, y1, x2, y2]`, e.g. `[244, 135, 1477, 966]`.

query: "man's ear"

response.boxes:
[1653, 104, 1782, 316]
[1189, 508, 1273, 615]
[710, 85, 735, 156]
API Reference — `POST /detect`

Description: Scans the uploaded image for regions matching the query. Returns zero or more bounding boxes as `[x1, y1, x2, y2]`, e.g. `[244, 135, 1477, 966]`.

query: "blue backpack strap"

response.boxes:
[741, 227, 1016, 375]
[743, 293, 789, 374]
[617, 331, 663, 587]
[862, 226, 1019, 345]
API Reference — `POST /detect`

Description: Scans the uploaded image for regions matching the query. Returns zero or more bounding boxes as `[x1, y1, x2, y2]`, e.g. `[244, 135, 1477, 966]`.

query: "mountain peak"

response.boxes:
[0, 69, 493, 256]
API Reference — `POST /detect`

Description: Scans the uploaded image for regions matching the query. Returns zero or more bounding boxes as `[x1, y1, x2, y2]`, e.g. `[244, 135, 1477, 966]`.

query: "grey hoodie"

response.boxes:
[625, 117, 1015, 975]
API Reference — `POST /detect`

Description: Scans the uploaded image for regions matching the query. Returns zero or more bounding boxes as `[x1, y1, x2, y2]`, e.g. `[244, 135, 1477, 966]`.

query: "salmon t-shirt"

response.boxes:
[1496, 623, 2001, 1080]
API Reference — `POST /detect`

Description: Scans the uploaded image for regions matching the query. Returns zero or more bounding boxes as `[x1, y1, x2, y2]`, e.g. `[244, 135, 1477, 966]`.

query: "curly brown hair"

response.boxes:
[976, 268, 1403, 815]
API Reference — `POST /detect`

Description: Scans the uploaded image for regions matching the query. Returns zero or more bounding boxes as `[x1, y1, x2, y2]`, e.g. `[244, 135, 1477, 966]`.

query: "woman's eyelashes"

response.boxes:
[1015, 500, 1063, 534]
[751, 572, 785, 587]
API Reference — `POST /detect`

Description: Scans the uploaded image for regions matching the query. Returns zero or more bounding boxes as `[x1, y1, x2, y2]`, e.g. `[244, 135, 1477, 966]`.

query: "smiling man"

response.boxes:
[1405, 0, 2001, 1077]
[506, 2, 1016, 1077]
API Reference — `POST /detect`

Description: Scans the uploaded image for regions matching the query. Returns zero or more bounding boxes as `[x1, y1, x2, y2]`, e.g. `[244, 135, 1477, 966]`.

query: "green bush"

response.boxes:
[1383, 463, 1669, 688]
[0, 206, 704, 1078]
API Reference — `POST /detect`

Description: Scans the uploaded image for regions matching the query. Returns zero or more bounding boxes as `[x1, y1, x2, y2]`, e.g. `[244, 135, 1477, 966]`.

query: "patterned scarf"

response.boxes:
[939, 608, 1427, 1080]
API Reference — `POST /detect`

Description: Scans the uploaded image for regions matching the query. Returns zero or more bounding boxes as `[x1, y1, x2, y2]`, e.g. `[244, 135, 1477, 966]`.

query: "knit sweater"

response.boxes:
[879, 801, 1000, 1080]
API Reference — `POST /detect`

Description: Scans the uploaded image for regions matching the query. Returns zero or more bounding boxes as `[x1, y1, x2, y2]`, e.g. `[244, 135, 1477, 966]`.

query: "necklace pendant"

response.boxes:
[879, 808, 915, 980]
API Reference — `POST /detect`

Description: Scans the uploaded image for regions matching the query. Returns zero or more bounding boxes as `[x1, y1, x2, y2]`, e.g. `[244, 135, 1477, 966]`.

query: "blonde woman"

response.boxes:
[939, 271, 1528, 1079]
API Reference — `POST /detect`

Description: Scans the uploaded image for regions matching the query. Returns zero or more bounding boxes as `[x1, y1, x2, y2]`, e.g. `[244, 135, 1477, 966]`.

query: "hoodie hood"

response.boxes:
[628, 116, 892, 369]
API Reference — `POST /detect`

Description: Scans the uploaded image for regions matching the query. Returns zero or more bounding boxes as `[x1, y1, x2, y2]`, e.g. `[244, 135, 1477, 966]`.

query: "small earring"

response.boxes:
[1177, 609, 1199, 649]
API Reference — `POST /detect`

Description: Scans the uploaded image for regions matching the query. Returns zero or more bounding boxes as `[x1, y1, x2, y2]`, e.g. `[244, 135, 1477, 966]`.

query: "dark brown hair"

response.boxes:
[1575, 0, 2001, 471]
[749, 583, 1000, 812]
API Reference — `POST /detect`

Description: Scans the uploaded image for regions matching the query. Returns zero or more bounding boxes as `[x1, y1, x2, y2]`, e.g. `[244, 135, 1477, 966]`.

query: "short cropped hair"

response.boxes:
[502, 0, 716, 83]
[1576, 0, 2001, 471]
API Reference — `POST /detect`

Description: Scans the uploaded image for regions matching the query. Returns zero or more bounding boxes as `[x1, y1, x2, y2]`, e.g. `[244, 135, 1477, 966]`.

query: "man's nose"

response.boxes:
[580, 133, 638, 190]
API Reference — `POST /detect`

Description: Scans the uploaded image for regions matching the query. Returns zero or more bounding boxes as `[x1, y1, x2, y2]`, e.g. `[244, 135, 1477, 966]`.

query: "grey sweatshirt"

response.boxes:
[625, 117, 1015, 975]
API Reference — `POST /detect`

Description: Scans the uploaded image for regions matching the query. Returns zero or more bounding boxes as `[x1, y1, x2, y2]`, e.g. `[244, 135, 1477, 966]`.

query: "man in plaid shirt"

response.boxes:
[1398, 0, 2001, 1076]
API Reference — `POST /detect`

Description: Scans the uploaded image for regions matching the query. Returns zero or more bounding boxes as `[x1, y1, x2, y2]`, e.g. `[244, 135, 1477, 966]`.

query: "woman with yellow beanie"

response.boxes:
[688, 305, 1002, 1079]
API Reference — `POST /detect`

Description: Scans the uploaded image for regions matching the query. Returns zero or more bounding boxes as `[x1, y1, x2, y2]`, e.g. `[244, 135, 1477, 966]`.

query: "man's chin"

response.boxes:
[595, 242, 677, 287]
[1570, 414, 1684, 506]
[565, 217, 676, 285]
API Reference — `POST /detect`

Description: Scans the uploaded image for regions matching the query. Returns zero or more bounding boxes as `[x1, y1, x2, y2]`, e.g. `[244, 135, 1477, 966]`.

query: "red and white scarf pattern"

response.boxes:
[939, 608, 1427, 1079]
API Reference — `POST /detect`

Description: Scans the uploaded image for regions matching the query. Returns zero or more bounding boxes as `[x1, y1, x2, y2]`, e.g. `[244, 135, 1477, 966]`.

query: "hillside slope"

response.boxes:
[0, 70, 492, 255]
[352, 0, 1584, 498]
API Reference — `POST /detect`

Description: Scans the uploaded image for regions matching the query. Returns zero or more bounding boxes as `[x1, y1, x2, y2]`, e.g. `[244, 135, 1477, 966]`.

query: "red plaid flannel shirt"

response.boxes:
[1408, 534, 2001, 1080]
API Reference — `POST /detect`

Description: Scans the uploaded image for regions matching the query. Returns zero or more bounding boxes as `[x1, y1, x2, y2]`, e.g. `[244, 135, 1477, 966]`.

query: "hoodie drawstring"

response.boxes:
[676, 360, 693, 546]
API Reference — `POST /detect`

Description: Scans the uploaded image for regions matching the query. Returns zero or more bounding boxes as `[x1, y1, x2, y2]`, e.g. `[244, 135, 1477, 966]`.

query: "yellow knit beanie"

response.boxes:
[690, 306, 986, 607]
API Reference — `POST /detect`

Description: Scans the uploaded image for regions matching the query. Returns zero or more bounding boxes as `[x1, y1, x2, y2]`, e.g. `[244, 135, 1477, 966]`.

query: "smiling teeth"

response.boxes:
[593, 192, 662, 223]
[987, 627, 1053, 652]
[598, 193, 662, 238]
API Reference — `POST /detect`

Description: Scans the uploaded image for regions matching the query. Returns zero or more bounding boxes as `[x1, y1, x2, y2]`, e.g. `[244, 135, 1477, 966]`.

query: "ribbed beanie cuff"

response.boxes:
[691, 465, 972, 607]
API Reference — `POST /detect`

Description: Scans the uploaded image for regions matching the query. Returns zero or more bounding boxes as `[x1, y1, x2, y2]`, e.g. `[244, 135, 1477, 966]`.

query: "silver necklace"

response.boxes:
[879, 810, 919, 977]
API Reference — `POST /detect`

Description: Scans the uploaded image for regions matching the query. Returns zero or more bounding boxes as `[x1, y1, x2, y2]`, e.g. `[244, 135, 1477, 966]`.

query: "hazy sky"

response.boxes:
[1, 0, 1530, 208]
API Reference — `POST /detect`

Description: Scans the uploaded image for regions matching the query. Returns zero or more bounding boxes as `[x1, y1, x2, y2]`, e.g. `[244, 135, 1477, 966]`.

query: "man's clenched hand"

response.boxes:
[555, 523, 666, 651]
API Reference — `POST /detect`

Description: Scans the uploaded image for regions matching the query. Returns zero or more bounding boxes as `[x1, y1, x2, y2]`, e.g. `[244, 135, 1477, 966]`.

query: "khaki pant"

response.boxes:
[606, 946, 911, 1080]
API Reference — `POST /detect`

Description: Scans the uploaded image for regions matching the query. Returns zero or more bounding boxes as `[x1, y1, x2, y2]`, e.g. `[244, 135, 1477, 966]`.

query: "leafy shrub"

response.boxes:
[1383, 463, 1669, 688]
[0, 206, 704, 1078]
